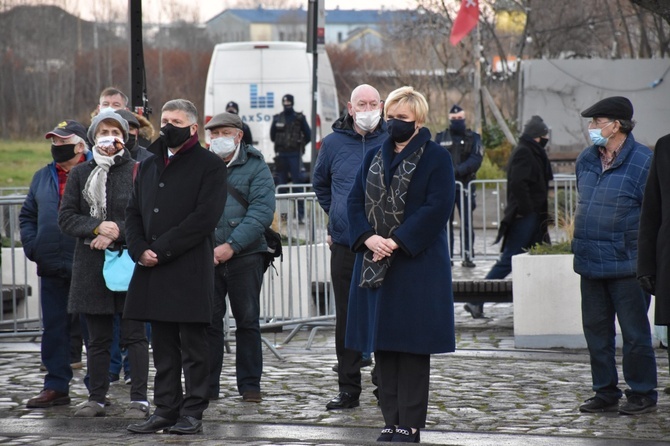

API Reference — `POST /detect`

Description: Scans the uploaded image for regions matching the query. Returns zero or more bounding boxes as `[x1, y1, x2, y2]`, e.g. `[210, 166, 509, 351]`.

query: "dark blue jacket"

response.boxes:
[572, 133, 652, 279]
[19, 155, 92, 277]
[312, 114, 386, 246]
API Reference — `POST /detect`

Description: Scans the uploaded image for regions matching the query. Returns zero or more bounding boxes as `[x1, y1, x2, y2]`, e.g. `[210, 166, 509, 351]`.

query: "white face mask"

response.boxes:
[210, 136, 238, 158]
[99, 107, 116, 115]
[354, 109, 381, 132]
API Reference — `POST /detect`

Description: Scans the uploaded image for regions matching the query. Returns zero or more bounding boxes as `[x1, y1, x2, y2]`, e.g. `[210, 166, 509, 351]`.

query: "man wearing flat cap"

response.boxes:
[225, 101, 253, 146]
[465, 115, 553, 319]
[573, 96, 658, 415]
[435, 104, 483, 269]
[204, 112, 275, 403]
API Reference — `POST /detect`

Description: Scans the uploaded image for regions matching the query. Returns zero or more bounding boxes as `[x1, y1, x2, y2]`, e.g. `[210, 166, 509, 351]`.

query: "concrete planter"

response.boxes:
[512, 253, 585, 348]
[512, 252, 656, 349]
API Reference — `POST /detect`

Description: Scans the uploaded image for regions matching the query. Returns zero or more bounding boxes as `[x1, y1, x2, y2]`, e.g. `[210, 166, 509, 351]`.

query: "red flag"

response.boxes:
[450, 0, 479, 46]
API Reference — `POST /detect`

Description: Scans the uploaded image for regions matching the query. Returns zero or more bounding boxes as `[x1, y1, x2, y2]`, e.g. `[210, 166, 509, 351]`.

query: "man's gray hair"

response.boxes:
[69, 135, 90, 153]
[162, 99, 198, 124]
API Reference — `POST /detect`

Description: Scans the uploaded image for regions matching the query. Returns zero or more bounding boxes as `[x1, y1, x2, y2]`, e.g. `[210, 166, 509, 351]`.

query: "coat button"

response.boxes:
[166, 251, 172, 257]
[151, 235, 157, 241]
[159, 182, 164, 187]
[153, 208, 159, 213]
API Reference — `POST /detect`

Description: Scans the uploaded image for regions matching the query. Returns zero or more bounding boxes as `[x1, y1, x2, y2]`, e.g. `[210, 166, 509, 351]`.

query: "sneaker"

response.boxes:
[109, 373, 120, 383]
[124, 401, 150, 419]
[124, 374, 132, 385]
[74, 401, 105, 417]
[463, 303, 484, 319]
[619, 394, 657, 415]
[70, 361, 83, 370]
[579, 397, 618, 413]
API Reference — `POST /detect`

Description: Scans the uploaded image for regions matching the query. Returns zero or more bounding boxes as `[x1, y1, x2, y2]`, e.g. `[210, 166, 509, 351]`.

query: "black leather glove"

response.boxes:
[638, 275, 656, 295]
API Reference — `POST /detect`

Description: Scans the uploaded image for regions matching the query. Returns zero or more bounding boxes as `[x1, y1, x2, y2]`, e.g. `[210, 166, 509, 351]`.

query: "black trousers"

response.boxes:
[375, 350, 430, 428]
[151, 321, 210, 420]
[331, 243, 362, 395]
[85, 312, 149, 403]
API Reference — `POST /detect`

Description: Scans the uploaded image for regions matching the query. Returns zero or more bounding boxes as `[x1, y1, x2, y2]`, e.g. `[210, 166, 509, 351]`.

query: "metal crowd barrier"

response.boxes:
[0, 176, 576, 341]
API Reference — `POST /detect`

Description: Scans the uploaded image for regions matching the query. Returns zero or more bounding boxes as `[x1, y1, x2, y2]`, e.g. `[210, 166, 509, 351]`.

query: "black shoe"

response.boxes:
[331, 363, 338, 373]
[168, 415, 203, 435]
[619, 394, 657, 415]
[579, 397, 618, 413]
[391, 426, 420, 443]
[108, 373, 119, 383]
[461, 258, 476, 268]
[463, 303, 484, 319]
[377, 425, 395, 442]
[361, 357, 373, 368]
[326, 391, 360, 410]
[127, 414, 176, 434]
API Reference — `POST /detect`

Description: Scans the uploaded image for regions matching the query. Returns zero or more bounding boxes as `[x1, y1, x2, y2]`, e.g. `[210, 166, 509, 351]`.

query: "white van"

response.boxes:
[204, 41, 340, 169]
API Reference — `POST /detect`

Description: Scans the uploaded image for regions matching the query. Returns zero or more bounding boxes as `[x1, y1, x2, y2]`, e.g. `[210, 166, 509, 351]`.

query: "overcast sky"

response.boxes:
[41, 0, 417, 23]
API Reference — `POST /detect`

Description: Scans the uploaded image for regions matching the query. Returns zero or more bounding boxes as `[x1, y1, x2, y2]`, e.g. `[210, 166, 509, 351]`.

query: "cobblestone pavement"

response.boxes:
[0, 262, 668, 445]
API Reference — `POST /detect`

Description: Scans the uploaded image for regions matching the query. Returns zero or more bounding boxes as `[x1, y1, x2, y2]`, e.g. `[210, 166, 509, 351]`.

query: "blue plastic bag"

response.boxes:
[103, 248, 135, 292]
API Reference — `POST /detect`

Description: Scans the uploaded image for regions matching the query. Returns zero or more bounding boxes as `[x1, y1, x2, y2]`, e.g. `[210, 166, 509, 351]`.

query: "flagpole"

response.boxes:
[474, 21, 482, 135]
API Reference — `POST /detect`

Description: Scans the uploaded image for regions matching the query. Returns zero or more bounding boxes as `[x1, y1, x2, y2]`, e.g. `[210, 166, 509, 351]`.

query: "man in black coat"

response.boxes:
[124, 99, 227, 435]
[638, 133, 670, 393]
[464, 115, 553, 319]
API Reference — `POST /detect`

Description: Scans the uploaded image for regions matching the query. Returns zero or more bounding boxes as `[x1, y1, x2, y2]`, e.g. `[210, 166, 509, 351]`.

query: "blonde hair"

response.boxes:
[384, 86, 429, 124]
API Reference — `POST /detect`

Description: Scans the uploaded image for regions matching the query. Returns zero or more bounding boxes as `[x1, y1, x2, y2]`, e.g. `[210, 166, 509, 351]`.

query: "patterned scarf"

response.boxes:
[83, 148, 124, 220]
[359, 145, 424, 288]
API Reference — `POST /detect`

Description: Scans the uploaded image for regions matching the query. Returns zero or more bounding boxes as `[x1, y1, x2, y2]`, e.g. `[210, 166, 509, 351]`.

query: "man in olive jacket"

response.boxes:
[124, 99, 227, 435]
[204, 112, 275, 403]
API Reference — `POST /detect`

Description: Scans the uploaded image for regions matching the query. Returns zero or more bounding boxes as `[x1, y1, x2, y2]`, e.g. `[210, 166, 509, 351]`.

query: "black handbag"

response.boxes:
[227, 185, 282, 272]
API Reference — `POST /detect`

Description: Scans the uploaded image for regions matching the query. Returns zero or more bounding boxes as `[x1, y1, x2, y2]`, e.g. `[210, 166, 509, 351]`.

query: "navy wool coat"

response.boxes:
[638, 133, 670, 324]
[345, 127, 456, 355]
[124, 137, 227, 324]
[58, 151, 135, 314]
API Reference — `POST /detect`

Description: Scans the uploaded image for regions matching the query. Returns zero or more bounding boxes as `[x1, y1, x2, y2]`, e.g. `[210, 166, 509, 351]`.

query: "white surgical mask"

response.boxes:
[210, 136, 238, 158]
[354, 110, 381, 132]
[99, 107, 116, 115]
[96, 135, 118, 149]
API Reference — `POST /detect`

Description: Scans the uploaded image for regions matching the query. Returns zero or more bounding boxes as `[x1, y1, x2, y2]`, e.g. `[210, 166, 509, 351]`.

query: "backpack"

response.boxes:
[227, 185, 282, 272]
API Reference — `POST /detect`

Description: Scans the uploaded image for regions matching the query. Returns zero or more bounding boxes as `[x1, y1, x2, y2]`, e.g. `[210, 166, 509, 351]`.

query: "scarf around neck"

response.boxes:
[83, 148, 124, 220]
[359, 141, 425, 288]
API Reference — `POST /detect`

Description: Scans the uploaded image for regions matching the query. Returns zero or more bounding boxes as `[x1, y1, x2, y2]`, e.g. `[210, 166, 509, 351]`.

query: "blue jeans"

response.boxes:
[40, 276, 73, 394]
[207, 253, 264, 397]
[274, 152, 305, 219]
[449, 183, 476, 257]
[580, 276, 657, 403]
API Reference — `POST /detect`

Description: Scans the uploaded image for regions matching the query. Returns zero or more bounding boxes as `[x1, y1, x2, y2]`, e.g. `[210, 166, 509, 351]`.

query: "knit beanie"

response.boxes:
[522, 115, 548, 138]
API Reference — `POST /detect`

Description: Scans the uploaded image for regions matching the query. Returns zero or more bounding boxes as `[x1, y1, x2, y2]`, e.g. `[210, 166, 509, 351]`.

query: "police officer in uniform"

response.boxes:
[434, 104, 483, 267]
[270, 94, 311, 223]
[225, 101, 253, 146]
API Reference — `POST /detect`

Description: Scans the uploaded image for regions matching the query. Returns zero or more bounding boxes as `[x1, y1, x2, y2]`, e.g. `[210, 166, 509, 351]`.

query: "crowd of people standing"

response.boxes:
[16, 84, 670, 442]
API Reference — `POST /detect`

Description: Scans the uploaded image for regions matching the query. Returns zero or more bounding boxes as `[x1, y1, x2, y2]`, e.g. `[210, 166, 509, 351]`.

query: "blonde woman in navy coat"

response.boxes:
[346, 86, 455, 443]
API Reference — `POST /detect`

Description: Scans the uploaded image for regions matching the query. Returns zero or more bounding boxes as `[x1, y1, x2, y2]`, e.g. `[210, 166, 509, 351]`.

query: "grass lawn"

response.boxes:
[0, 140, 53, 189]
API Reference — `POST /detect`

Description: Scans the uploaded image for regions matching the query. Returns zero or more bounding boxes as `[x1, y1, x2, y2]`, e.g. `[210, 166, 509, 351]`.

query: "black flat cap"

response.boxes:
[580, 96, 633, 120]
